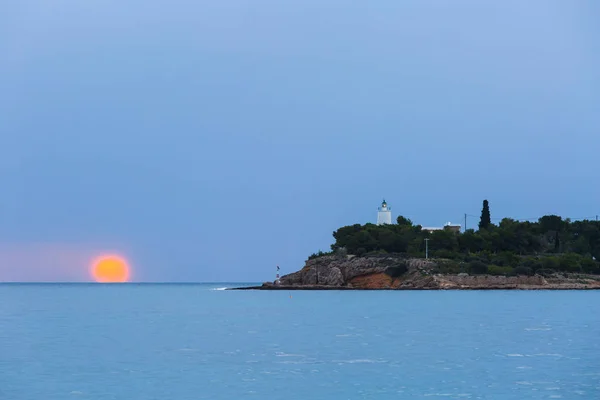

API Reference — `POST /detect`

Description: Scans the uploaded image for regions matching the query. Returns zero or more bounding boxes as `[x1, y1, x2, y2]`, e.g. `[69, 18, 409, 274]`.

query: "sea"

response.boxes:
[1, 283, 599, 399]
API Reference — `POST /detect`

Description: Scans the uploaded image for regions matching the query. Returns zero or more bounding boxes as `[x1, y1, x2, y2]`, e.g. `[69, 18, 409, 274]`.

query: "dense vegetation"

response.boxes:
[310, 200, 600, 276]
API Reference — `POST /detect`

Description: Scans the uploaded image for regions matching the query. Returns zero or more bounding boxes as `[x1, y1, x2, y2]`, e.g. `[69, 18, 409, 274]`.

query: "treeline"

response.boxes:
[310, 200, 600, 276]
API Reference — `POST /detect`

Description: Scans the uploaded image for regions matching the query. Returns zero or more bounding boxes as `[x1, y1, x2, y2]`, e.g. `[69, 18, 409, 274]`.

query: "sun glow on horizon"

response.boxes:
[91, 255, 131, 283]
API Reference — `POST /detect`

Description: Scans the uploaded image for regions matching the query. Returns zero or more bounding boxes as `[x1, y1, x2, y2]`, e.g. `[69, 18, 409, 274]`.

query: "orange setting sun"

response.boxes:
[91, 255, 131, 283]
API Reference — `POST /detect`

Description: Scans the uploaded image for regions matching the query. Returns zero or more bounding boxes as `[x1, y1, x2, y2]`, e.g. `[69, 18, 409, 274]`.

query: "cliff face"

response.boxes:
[265, 255, 600, 290]
[278, 255, 420, 288]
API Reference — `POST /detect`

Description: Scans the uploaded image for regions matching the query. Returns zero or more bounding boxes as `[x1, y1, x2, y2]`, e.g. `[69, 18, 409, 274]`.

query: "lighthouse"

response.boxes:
[377, 199, 392, 225]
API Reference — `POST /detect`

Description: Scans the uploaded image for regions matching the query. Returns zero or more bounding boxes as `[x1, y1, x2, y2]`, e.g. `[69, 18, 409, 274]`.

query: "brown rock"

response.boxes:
[267, 255, 600, 290]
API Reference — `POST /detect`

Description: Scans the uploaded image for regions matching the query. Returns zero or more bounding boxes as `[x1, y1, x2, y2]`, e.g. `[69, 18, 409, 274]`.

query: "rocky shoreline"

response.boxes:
[232, 284, 600, 290]
[230, 255, 600, 291]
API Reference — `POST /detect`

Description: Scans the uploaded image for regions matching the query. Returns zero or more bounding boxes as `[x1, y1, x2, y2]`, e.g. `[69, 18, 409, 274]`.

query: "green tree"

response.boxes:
[377, 229, 405, 253]
[396, 215, 413, 226]
[320, 213, 600, 274]
[538, 215, 565, 252]
[538, 215, 564, 233]
[479, 199, 491, 230]
[458, 229, 484, 253]
[429, 229, 459, 253]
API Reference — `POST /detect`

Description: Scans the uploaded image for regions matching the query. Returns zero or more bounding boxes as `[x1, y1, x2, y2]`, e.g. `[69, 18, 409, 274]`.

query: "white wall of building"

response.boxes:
[377, 202, 392, 225]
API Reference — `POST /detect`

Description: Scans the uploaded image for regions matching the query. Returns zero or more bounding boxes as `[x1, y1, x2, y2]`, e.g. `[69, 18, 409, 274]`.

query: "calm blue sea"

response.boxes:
[0, 284, 599, 399]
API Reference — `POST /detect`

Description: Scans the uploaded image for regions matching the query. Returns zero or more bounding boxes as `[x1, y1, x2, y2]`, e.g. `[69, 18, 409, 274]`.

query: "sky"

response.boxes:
[0, 0, 599, 282]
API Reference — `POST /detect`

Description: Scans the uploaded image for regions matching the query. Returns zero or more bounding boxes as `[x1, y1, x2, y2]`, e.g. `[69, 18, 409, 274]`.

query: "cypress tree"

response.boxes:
[479, 199, 491, 230]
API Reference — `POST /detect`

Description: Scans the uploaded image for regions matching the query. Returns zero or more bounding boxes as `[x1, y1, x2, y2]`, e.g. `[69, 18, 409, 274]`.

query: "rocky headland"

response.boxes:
[232, 254, 600, 290]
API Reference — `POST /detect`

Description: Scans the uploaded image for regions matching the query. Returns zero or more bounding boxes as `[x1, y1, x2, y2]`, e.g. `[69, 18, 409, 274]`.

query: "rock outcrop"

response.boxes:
[276, 254, 435, 288]
[233, 254, 600, 290]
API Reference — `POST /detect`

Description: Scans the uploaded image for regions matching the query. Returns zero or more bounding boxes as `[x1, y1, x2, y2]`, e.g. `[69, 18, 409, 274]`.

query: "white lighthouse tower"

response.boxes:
[377, 199, 392, 225]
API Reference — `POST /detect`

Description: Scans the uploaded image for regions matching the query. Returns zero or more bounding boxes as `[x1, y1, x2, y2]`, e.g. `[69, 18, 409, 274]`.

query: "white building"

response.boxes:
[377, 199, 392, 225]
[421, 222, 462, 233]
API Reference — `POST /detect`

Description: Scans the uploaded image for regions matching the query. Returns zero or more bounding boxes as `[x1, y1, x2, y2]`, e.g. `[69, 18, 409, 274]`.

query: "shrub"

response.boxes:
[491, 252, 519, 267]
[559, 253, 582, 272]
[542, 257, 560, 271]
[468, 260, 488, 275]
[434, 250, 461, 260]
[514, 266, 534, 276]
[308, 250, 332, 260]
[520, 257, 544, 272]
[436, 261, 463, 274]
[364, 249, 389, 257]
[536, 268, 556, 277]
[581, 258, 600, 274]
[488, 265, 515, 276]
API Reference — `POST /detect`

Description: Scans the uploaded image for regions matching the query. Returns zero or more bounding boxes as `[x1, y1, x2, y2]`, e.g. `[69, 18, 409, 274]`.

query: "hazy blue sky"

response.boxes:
[1, 0, 599, 282]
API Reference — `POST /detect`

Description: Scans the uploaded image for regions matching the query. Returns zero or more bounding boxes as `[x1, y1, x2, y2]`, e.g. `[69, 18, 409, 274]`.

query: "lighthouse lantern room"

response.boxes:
[377, 199, 392, 225]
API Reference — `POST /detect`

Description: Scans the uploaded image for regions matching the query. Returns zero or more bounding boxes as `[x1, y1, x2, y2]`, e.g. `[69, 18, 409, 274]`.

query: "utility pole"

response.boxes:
[424, 238, 429, 259]
[464, 213, 467, 232]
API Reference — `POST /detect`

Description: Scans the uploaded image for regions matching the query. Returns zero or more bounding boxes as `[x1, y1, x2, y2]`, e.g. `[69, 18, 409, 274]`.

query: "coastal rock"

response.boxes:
[278, 255, 434, 288]
[435, 274, 547, 289]
[323, 267, 344, 286]
[260, 254, 600, 290]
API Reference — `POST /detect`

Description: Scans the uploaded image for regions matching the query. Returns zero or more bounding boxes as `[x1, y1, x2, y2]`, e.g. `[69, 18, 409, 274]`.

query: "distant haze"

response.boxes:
[1, 1, 599, 282]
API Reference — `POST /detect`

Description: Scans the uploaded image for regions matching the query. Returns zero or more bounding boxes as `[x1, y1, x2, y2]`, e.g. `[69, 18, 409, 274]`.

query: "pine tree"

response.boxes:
[479, 199, 491, 230]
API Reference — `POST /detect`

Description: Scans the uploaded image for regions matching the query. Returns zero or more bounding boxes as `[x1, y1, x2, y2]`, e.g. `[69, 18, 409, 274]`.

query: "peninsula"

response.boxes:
[234, 200, 600, 290]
